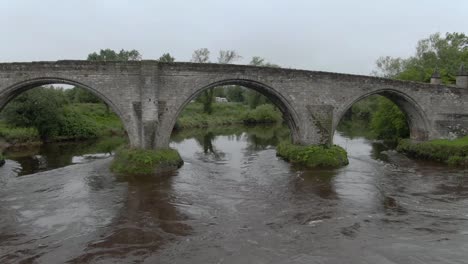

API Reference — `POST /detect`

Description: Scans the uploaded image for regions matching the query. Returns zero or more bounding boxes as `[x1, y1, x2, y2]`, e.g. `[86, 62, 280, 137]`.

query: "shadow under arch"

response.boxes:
[169, 78, 302, 142]
[0, 77, 133, 143]
[334, 89, 430, 141]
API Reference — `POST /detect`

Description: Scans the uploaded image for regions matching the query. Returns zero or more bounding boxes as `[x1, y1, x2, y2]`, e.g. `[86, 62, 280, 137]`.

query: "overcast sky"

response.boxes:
[0, 0, 466, 75]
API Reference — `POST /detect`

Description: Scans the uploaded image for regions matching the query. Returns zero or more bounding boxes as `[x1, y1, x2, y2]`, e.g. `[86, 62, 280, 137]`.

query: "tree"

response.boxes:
[2, 87, 67, 141]
[158, 53, 175, 62]
[191, 48, 210, 63]
[87, 49, 142, 61]
[373, 32, 468, 84]
[217, 50, 242, 64]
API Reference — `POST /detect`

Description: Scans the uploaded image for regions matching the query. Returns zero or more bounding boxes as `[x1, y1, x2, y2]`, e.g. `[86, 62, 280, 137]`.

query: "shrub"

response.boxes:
[111, 147, 183, 175]
[58, 107, 99, 139]
[276, 141, 349, 168]
[242, 104, 282, 124]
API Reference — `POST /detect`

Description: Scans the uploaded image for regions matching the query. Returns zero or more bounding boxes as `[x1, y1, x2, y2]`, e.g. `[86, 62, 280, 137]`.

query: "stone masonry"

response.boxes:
[0, 60, 467, 149]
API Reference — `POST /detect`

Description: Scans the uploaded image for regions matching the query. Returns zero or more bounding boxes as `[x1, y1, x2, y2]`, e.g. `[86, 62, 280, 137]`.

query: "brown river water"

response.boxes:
[0, 125, 467, 263]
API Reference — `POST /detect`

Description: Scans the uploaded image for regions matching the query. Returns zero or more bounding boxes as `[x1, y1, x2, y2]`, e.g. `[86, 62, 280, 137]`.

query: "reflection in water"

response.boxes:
[1, 125, 468, 263]
[3, 137, 125, 176]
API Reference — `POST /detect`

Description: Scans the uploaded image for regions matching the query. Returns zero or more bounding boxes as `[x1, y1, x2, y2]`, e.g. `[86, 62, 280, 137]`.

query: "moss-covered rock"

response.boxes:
[111, 147, 183, 175]
[397, 137, 468, 166]
[276, 142, 349, 168]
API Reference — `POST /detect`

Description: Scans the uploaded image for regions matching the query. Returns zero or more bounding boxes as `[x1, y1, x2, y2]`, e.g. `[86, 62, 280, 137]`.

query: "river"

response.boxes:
[1, 125, 467, 263]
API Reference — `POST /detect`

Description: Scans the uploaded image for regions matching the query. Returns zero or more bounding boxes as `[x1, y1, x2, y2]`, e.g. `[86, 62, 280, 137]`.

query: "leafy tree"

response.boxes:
[87, 48, 142, 61]
[2, 87, 67, 141]
[158, 53, 175, 62]
[373, 32, 468, 84]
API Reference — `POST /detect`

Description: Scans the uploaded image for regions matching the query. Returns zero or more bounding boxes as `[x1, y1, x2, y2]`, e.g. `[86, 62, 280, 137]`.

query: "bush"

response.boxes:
[1, 87, 67, 140]
[58, 107, 99, 139]
[276, 141, 349, 168]
[111, 147, 183, 175]
[242, 104, 282, 124]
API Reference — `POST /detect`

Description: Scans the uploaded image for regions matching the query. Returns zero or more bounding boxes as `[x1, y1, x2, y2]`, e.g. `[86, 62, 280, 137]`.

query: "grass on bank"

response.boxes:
[276, 141, 349, 168]
[111, 147, 183, 175]
[397, 136, 468, 166]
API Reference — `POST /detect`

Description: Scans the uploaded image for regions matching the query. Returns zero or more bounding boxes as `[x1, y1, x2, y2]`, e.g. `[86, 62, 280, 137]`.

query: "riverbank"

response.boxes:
[397, 136, 468, 166]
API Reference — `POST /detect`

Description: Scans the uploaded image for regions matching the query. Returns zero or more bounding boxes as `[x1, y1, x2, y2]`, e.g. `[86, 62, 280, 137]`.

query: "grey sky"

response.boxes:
[1, 0, 466, 75]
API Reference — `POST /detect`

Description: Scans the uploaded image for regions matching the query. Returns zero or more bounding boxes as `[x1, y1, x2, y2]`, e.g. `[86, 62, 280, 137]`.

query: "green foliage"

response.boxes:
[276, 141, 349, 168]
[347, 96, 382, 122]
[176, 102, 283, 129]
[370, 97, 409, 140]
[87, 48, 142, 61]
[225, 86, 245, 102]
[0, 102, 124, 145]
[58, 106, 99, 139]
[66, 87, 101, 103]
[158, 53, 175, 62]
[373, 32, 468, 84]
[339, 95, 409, 141]
[177, 102, 247, 129]
[1, 87, 67, 141]
[397, 136, 468, 166]
[60, 103, 125, 137]
[242, 104, 282, 124]
[111, 147, 183, 175]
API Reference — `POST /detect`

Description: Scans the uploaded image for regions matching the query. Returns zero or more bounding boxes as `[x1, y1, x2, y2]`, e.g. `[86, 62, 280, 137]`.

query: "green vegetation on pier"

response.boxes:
[111, 147, 183, 175]
[276, 142, 349, 168]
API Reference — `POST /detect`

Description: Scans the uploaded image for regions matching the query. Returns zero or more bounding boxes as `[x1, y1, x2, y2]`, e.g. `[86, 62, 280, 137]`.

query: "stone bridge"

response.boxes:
[0, 61, 467, 149]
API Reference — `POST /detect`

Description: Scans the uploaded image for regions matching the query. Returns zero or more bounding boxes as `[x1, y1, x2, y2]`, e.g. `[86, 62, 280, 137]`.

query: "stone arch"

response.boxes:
[334, 89, 430, 141]
[157, 79, 302, 148]
[0, 77, 137, 145]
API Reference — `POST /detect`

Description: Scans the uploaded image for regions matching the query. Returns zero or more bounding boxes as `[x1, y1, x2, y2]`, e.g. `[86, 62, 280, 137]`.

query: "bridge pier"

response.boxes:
[138, 64, 159, 149]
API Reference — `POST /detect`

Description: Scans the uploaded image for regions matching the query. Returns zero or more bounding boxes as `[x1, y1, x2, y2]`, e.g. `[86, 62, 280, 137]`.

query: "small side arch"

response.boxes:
[0, 77, 136, 145]
[334, 89, 430, 141]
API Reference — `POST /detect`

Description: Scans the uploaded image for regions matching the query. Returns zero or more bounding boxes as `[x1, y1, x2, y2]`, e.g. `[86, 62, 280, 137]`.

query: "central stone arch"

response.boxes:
[0, 77, 138, 146]
[155, 78, 303, 148]
[334, 88, 430, 141]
